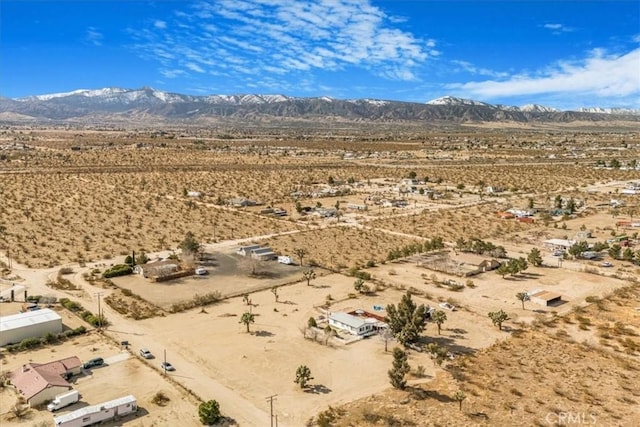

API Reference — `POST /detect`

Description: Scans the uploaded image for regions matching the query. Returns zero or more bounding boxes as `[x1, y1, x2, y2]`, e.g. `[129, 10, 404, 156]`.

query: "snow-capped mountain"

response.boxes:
[427, 97, 559, 113]
[577, 107, 640, 116]
[426, 96, 494, 108]
[1, 87, 639, 123]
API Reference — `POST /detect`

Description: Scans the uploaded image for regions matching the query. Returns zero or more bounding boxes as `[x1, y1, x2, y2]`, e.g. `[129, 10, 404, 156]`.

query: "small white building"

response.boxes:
[328, 312, 377, 336]
[278, 255, 293, 265]
[543, 239, 575, 252]
[0, 308, 63, 347]
[251, 247, 276, 261]
[236, 245, 262, 257]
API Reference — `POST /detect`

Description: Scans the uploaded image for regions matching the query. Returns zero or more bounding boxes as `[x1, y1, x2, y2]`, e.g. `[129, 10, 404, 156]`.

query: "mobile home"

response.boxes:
[53, 395, 137, 427]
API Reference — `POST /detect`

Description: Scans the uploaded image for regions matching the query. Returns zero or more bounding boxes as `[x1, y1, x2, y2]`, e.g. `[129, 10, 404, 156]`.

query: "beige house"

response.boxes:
[10, 356, 81, 406]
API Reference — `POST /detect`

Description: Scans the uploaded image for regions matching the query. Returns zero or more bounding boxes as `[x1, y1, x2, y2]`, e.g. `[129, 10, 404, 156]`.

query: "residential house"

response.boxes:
[10, 356, 82, 406]
[328, 312, 378, 336]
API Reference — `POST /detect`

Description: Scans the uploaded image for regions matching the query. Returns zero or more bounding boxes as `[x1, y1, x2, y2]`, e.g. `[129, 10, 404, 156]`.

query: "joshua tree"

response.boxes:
[516, 292, 529, 310]
[488, 309, 510, 331]
[432, 310, 447, 335]
[453, 390, 466, 411]
[302, 269, 316, 286]
[242, 293, 251, 306]
[271, 286, 279, 302]
[294, 365, 313, 389]
[388, 347, 410, 390]
[294, 247, 308, 267]
[354, 278, 369, 294]
[240, 312, 255, 333]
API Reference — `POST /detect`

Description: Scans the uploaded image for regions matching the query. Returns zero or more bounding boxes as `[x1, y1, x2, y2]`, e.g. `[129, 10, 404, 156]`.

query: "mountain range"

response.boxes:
[1, 87, 638, 124]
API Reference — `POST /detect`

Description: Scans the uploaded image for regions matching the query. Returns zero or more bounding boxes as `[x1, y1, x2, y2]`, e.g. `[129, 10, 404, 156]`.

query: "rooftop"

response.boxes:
[0, 308, 62, 333]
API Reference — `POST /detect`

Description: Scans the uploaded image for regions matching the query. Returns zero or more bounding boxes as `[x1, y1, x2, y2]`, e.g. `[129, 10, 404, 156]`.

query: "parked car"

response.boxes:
[601, 262, 613, 267]
[83, 357, 104, 369]
[439, 302, 457, 311]
[195, 267, 207, 275]
[161, 362, 175, 371]
[139, 349, 153, 359]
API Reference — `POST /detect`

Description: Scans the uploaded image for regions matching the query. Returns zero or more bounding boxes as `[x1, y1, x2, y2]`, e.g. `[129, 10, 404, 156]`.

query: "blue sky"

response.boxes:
[2, 0, 639, 109]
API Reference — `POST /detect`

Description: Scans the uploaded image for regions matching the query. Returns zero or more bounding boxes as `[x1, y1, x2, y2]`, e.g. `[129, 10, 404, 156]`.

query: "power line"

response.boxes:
[265, 394, 277, 427]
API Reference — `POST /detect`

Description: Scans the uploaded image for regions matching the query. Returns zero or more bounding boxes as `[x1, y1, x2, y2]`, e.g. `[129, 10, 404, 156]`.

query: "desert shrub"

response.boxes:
[60, 298, 83, 312]
[19, 337, 42, 350]
[26, 295, 42, 303]
[102, 264, 133, 278]
[151, 391, 170, 406]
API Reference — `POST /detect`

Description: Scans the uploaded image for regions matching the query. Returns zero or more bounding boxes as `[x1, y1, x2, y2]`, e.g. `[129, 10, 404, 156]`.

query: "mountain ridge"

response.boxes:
[2, 87, 639, 124]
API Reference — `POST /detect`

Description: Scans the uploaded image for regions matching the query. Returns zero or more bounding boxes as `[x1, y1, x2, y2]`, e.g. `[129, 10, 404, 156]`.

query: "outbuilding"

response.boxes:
[0, 308, 63, 347]
[528, 289, 563, 307]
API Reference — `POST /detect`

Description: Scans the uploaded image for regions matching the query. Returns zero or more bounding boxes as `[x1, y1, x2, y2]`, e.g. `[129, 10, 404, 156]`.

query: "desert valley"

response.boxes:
[0, 93, 639, 427]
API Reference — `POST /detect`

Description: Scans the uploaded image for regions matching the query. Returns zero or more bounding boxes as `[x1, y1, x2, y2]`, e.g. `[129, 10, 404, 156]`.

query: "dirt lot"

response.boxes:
[1, 128, 639, 426]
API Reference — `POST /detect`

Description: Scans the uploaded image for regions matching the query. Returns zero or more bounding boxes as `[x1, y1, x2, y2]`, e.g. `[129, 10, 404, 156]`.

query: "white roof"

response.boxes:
[544, 239, 575, 247]
[330, 312, 367, 329]
[54, 395, 136, 424]
[0, 308, 61, 333]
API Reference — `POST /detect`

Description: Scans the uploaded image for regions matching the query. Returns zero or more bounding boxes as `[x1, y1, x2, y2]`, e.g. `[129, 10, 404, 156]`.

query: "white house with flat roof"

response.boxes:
[0, 308, 63, 347]
[328, 312, 378, 336]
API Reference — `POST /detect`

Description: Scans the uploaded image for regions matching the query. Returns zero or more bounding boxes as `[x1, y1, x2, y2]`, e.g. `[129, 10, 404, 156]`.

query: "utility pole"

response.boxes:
[94, 292, 104, 330]
[265, 394, 277, 427]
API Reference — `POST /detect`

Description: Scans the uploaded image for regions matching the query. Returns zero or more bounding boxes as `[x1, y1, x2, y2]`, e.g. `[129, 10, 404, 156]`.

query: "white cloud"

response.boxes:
[129, 0, 431, 84]
[543, 23, 574, 34]
[449, 48, 640, 102]
[451, 60, 509, 79]
[86, 27, 104, 46]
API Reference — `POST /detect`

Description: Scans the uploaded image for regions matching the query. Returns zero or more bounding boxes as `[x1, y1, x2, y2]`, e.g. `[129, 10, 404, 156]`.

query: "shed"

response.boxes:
[528, 290, 562, 306]
[236, 245, 262, 257]
[251, 247, 276, 261]
[0, 308, 63, 347]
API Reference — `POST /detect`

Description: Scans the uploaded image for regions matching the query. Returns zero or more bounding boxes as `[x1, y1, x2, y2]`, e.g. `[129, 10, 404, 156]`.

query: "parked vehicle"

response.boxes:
[83, 357, 104, 369]
[439, 302, 457, 311]
[139, 349, 153, 359]
[161, 362, 175, 371]
[47, 389, 80, 412]
[601, 262, 613, 267]
[195, 267, 207, 275]
[53, 395, 137, 427]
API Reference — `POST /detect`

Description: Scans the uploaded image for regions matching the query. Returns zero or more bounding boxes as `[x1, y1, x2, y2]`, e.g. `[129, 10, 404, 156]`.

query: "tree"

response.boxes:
[242, 293, 251, 306]
[323, 324, 335, 345]
[516, 292, 529, 310]
[622, 247, 634, 261]
[488, 310, 509, 331]
[527, 248, 543, 266]
[453, 390, 466, 411]
[302, 269, 316, 286]
[271, 286, 279, 302]
[353, 278, 368, 294]
[495, 262, 510, 278]
[294, 248, 308, 266]
[432, 310, 447, 335]
[388, 347, 410, 390]
[198, 400, 221, 425]
[307, 317, 317, 328]
[385, 292, 427, 346]
[179, 231, 201, 257]
[240, 312, 255, 333]
[295, 365, 313, 389]
[334, 200, 341, 222]
[568, 241, 589, 259]
[609, 244, 622, 260]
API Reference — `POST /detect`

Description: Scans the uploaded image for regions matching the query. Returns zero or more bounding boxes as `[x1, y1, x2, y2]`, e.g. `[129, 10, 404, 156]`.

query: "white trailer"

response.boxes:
[53, 395, 137, 427]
